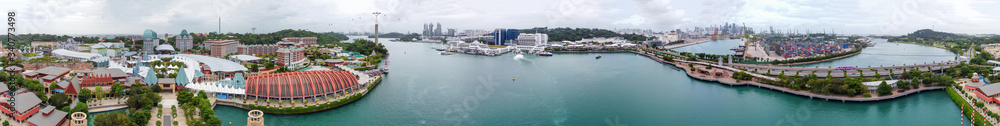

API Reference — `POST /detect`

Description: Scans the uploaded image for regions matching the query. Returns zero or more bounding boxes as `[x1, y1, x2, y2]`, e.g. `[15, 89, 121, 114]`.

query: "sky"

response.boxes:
[2, 0, 998, 36]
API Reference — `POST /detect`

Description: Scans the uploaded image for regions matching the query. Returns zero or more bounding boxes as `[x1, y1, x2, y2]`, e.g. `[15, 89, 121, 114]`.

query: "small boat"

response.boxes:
[440, 51, 453, 55]
[512, 76, 515, 81]
[435, 48, 446, 51]
[390, 40, 398, 42]
[596, 55, 602, 59]
[538, 52, 553, 56]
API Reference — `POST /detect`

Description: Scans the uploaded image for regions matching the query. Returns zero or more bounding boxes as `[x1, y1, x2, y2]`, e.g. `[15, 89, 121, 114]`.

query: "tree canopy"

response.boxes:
[876, 81, 893, 96]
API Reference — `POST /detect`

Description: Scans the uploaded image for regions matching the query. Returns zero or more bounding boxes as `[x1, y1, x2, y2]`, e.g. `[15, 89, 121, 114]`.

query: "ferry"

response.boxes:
[538, 52, 553, 56]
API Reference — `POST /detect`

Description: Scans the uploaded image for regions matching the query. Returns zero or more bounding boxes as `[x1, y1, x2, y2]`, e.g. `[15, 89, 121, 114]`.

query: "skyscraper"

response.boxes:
[493, 29, 519, 45]
[435, 22, 443, 36]
[421, 23, 432, 36]
[447, 28, 456, 36]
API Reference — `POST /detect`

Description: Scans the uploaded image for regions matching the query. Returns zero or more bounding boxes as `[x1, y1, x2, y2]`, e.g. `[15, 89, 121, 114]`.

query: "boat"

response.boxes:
[596, 55, 602, 59]
[538, 52, 553, 56]
[434, 48, 446, 51]
[440, 51, 453, 55]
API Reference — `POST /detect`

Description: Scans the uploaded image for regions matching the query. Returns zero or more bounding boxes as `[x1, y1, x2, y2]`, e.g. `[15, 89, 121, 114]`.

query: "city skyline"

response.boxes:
[3, 0, 999, 35]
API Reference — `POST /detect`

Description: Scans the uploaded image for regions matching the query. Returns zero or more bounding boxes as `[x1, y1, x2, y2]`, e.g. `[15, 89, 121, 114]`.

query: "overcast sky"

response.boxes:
[3, 0, 998, 35]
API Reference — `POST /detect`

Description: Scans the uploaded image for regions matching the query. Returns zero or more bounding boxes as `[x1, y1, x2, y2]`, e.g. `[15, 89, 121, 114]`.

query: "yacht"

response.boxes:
[538, 51, 553, 56]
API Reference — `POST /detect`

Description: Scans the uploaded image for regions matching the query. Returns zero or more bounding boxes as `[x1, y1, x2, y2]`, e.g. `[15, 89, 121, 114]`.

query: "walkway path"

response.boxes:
[953, 87, 998, 125]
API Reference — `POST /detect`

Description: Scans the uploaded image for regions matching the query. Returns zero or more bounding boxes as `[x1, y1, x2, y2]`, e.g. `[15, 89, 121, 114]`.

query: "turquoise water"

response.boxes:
[213, 37, 969, 125]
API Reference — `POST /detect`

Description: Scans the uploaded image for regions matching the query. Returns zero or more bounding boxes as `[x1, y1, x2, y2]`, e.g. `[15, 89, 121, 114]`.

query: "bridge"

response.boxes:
[725, 60, 966, 78]
[645, 47, 972, 79]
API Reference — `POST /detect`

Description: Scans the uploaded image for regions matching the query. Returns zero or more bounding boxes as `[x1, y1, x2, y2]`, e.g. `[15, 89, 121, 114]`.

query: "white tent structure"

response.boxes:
[52, 49, 101, 61]
[185, 82, 245, 95]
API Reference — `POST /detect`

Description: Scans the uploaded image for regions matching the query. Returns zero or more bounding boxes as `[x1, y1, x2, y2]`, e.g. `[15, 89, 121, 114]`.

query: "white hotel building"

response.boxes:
[516, 33, 549, 46]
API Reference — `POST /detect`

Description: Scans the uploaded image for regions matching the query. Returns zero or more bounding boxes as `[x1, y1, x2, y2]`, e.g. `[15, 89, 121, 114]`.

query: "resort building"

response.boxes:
[205, 40, 239, 58]
[516, 33, 548, 46]
[23, 66, 72, 83]
[276, 46, 306, 67]
[237, 44, 279, 56]
[176, 30, 194, 52]
[282, 37, 318, 46]
[75, 68, 129, 87]
[26, 103, 69, 126]
[862, 80, 898, 94]
[965, 73, 1000, 103]
[244, 71, 359, 100]
[143, 29, 159, 54]
[0, 91, 44, 123]
[54, 78, 82, 97]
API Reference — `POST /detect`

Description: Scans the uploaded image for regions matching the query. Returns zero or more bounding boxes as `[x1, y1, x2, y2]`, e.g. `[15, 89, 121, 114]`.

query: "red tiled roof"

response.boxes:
[976, 91, 998, 103]
[246, 71, 357, 98]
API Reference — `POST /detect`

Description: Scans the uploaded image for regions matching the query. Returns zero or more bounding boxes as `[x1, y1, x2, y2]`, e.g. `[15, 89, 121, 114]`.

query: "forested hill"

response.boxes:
[194, 29, 349, 45]
[889, 29, 1000, 44]
[895, 29, 967, 41]
[517, 27, 650, 42]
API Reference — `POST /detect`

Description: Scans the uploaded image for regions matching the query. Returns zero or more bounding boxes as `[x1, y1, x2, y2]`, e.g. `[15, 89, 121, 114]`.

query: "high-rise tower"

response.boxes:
[435, 22, 442, 36]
